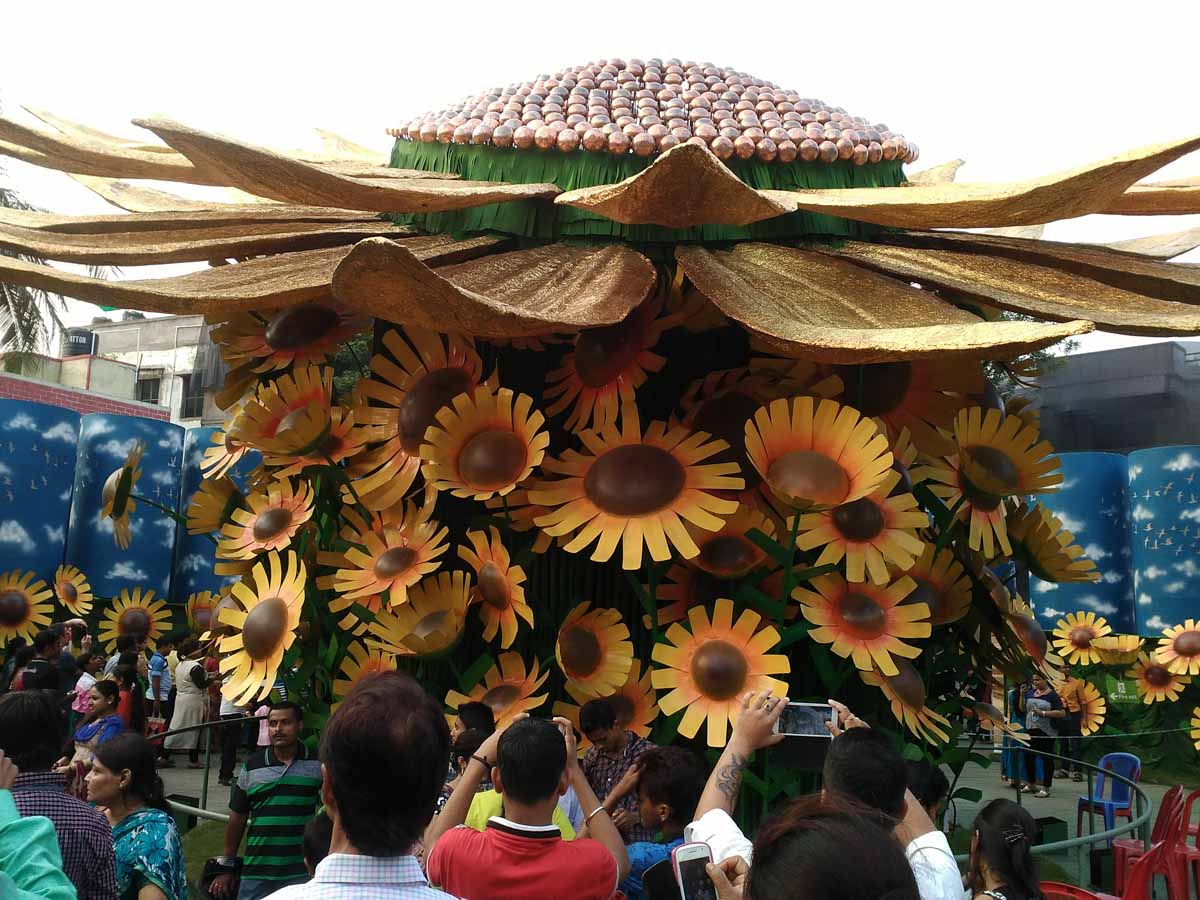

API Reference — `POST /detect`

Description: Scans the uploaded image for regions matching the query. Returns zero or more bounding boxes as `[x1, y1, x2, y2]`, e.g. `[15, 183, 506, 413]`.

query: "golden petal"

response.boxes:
[0, 234, 503, 317]
[818, 240, 1200, 336]
[675, 243, 1091, 363]
[906, 160, 964, 185]
[554, 142, 793, 228]
[332, 238, 656, 337]
[135, 116, 559, 213]
[758, 135, 1200, 228]
[0, 218, 410, 265]
[1097, 225, 1200, 260]
[1102, 175, 1200, 215]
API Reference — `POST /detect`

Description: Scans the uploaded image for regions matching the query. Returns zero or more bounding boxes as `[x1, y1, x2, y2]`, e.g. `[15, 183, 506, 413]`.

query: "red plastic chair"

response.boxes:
[1112, 784, 1184, 894]
[1169, 789, 1200, 899]
[1041, 883, 1107, 899]
[1116, 840, 1170, 900]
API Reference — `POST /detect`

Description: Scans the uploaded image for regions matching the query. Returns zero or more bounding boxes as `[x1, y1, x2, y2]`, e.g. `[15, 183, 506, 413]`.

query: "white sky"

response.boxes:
[3, 0, 1199, 355]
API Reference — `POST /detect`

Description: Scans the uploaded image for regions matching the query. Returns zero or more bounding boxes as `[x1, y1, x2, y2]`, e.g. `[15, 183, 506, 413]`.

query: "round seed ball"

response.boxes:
[818, 140, 839, 163]
[471, 124, 493, 145]
[513, 126, 536, 149]
[867, 141, 883, 163]
[755, 138, 778, 162]
[492, 124, 514, 147]
[836, 137, 854, 159]
[632, 132, 655, 156]
[556, 128, 579, 152]
[658, 133, 680, 151]
[733, 135, 756, 159]
[608, 131, 631, 154]
[710, 135, 735, 159]
[852, 144, 869, 166]
[534, 125, 556, 149]
[582, 128, 606, 151]
[799, 138, 820, 162]
[881, 139, 898, 161]
[776, 139, 798, 163]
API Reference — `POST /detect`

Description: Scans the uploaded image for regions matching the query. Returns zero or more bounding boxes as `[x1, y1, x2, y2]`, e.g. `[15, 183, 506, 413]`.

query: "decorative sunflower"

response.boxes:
[264, 402, 379, 478]
[100, 439, 144, 549]
[218, 550, 306, 705]
[227, 366, 333, 456]
[1155, 619, 1200, 676]
[199, 419, 250, 480]
[1005, 501, 1099, 583]
[458, 528, 532, 648]
[1051, 611, 1112, 666]
[953, 407, 1062, 501]
[545, 297, 669, 431]
[900, 544, 971, 625]
[1192, 707, 1200, 752]
[794, 573, 930, 676]
[420, 386, 549, 500]
[318, 498, 449, 608]
[185, 591, 218, 633]
[965, 699, 1030, 744]
[1127, 653, 1190, 704]
[352, 327, 492, 511]
[187, 476, 244, 535]
[1078, 681, 1107, 736]
[685, 503, 777, 579]
[366, 571, 471, 657]
[651, 598, 790, 747]
[531, 399, 742, 570]
[553, 659, 660, 754]
[212, 303, 367, 374]
[98, 587, 171, 652]
[861, 659, 952, 745]
[1007, 611, 1050, 664]
[483, 485, 554, 554]
[199, 588, 240, 643]
[328, 591, 385, 637]
[52, 565, 93, 617]
[218, 479, 314, 559]
[557, 602, 634, 702]
[794, 469, 928, 584]
[916, 452, 1012, 557]
[1093, 634, 1142, 666]
[1004, 395, 1040, 431]
[744, 396, 892, 511]
[332, 641, 397, 706]
[0, 570, 54, 646]
[444, 651, 550, 729]
[649, 564, 736, 628]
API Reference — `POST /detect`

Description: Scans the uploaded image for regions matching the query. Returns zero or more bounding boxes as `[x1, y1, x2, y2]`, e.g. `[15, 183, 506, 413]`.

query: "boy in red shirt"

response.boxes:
[427, 715, 629, 899]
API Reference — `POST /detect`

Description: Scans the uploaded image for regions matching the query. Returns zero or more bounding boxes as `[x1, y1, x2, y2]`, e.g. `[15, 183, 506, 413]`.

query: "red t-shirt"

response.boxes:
[427, 817, 618, 900]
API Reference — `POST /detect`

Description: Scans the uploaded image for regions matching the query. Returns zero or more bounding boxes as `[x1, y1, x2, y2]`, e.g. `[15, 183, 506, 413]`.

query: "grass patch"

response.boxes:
[181, 819, 225, 896]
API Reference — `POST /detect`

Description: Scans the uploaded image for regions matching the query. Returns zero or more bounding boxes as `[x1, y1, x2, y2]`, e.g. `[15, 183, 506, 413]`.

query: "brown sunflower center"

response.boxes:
[399, 367, 474, 453]
[1069, 626, 1095, 649]
[886, 659, 927, 709]
[373, 547, 417, 580]
[1010, 615, 1047, 661]
[193, 607, 213, 631]
[478, 562, 511, 609]
[242, 596, 289, 660]
[559, 624, 602, 678]
[413, 610, 450, 639]
[458, 429, 528, 490]
[766, 450, 848, 506]
[584, 444, 686, 517]
[58, 581, 79, 602]
[692, 390, 761, 487]
[1174, 630, 1200, 658]
[481, 684, 520, 710]
[609, 693, 636, 728]
[890, 461, 915, 497]
[1144, 664, 1172, 687]
[831, 497, 886, 542]
[963, 445, 1020, 496]
[837, 592, 886, 639]
[0, 590, 29, 626]
[958, 468, 1004, 512]
[265, 304, 340, 351]
[834, 362, 913, 418]
[690, 639, 748, 701]
[902, 577, 943, 619]
[118, 608, 151, 637]
[573, 317, 645, 388]
[698, 535, 758, 577]
[252, 506, 294, 542]
[101, 468, 125, 507]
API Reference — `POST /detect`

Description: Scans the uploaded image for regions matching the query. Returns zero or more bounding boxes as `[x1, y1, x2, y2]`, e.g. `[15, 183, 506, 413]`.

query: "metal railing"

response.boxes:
[157, 714, 265, 824]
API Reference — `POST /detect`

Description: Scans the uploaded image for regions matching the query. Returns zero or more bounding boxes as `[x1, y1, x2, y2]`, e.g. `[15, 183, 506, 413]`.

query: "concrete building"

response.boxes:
[1030, 340, 1200, 453]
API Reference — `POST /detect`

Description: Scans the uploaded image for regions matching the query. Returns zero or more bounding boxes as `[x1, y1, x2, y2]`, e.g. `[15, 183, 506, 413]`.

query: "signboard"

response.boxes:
[1105, 676, 1140, 705]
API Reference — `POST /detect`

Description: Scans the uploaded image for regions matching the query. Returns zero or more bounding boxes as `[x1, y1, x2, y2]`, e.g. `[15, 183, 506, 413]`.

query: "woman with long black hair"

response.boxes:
[965, 799, 1044, 900]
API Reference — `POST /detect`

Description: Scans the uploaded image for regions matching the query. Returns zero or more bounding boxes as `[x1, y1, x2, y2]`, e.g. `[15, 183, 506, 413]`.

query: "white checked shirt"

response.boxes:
[268, 853, 456, 899]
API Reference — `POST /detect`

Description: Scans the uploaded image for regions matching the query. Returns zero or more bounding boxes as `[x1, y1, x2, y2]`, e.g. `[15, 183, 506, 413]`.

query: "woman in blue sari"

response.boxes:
[87, 733, 187, 900]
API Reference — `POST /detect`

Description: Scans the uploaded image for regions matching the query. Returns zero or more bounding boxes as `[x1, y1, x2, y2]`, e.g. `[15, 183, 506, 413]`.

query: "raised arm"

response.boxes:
[424, 714, 519, 850]
[555, 716, 630, 883]
[694, 691, 786, 821]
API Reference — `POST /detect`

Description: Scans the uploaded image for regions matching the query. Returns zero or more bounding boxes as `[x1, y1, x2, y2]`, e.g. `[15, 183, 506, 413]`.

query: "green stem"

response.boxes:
[933, 497, 967, 554]
[133, 492, 218, 546]
[778, 512, 803, 630]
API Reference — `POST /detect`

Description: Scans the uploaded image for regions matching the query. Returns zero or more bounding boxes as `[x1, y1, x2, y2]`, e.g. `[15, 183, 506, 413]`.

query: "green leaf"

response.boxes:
[952, 787, 983, 803]
[969, 753, 993, 769]
[736, 582, 789, 620]
[902, 743, 926, 761]
[745, 528, 795, 569]
[457, 653, 496, 693]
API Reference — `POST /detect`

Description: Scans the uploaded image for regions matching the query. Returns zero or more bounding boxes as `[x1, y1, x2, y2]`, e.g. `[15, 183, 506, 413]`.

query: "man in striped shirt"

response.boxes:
[210, 700, 323, 900]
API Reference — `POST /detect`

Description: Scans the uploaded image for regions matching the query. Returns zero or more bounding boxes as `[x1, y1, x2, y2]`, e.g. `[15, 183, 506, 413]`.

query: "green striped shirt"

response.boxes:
[230, 744, 322, 881]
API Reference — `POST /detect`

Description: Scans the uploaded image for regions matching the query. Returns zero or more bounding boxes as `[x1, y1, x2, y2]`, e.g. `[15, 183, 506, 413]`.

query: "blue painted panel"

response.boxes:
[0, 400, 80, 581]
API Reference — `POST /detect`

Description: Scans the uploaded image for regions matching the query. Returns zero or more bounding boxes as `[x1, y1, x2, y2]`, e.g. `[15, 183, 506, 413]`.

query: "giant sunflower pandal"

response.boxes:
[100, 439, 144, 549]
[185, 590, 218, 634]
[651, 598, 789, 747]
[227, 366, 333, 456]
[1093, 634, 1142, 666]
[1078, 681, 1107, 736]
[187, 475, 244, 535]
[445, 651, 550, 729]
[1051, 611, 1112, 666]
[860, 658, 952, 745]
[218, 550, 306, 704]
[954, 407, 1062, 501]
[1127, 652, 1191, 704]
[218, 478, 314, 559]
[899, 544, 971, 626]
[916, 452, 1011, 558]
[420, 385, 549, 501]
[457, 527, 532, 649]
[366, 570, 471, 657]
[531, 398, 742, 570]
[556, 601, 634, 702]
[1005, 500, 1100, 584]
[1155, 619, 1200, 676]
[683, 503, 777, 580]
[0, 570, 55, 646]
[744, 396, 893, 512]
[332, 641, 397, 707]
[99, 586, 171, 652]
[211, 302, 367, 374]
[794, 573, 930, 675]
[53, 564, 93, 617]
[553, 658, 660, 754]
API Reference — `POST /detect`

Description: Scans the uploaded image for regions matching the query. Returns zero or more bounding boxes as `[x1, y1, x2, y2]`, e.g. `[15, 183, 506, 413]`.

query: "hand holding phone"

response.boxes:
[672, 841, 718, 900]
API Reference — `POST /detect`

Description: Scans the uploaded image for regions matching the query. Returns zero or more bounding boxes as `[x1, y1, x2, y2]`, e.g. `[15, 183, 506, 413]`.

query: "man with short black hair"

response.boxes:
[906, 759, 950, 826]
[823, 727, 907, 819]
[427, 715, 629, 899]
[211, 701, 322, 900]
[102, 634, 138, 677]
[580, 697, 655, 842]
[21, 630, 64, 693]
[0, 690, 117, 899]
[270, 670, 455, 899]
[450, 700, 495, 740]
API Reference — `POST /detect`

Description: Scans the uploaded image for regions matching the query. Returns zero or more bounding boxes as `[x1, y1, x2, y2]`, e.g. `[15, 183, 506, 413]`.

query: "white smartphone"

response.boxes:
[672, 841, 717, 900]
[771, 701, 838, 738]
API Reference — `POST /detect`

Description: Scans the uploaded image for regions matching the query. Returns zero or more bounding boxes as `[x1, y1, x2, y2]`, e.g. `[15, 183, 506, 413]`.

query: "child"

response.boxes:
[303, 811, 334, 877]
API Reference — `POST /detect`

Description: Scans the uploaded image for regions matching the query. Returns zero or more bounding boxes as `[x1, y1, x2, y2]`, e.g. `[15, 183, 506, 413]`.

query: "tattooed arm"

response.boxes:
[692, 690, 787, 821]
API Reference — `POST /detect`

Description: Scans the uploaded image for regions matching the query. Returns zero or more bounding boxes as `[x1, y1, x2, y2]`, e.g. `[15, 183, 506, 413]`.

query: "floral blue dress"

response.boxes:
[112, 806, 187, 900]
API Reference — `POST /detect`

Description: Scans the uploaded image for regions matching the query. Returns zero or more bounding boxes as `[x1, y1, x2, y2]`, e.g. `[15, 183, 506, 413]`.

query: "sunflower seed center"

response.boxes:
[0, 590, 29, 627]
[690, 639, 748, 701]
[1174, 630, 1200, 658]
[962, 445, 1020, 497]
[1069, 626, 1094, 649]
[481, 684, 520, 710]
[838, 592, 886, 638]
[885, 659, 927, 709]
[697, 535, 758, 577]
[253, 507, 294, 542]
[59, 581, 79, 602]
[1144, 664, 1172, 687]
[243, 596, 289, 660]
[560, 624, 603, 678]
[766, 450, 849, 506]
[902, 576, 943, 620]
[584, 444, 686, 517]
[574, 317, 644, 388]
[831, 497, 886, 542]
[458, 430, 528, 491]
[399, 367, 473, 453]
[265, 304, 340, 352]
[478, 562, 511, 609]
[374, 547, 418, 580]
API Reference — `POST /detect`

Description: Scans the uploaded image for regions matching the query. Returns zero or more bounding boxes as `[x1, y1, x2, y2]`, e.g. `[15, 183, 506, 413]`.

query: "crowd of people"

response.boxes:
[1, 626, 1054, 900]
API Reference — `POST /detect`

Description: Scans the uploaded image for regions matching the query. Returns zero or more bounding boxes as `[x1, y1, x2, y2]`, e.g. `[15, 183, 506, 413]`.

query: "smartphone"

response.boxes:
[771, 701, 838, 738]
[672, 841, 717, 900]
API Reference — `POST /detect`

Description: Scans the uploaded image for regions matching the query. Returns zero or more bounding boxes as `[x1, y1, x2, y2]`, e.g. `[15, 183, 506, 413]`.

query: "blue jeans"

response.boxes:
[237, 876, 306, 899]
